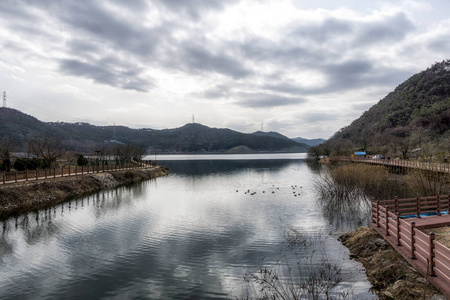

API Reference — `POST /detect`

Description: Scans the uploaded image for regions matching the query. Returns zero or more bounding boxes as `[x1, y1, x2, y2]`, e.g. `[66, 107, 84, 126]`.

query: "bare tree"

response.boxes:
[0, 135, 15, 172]
[27, 133, 64, 168]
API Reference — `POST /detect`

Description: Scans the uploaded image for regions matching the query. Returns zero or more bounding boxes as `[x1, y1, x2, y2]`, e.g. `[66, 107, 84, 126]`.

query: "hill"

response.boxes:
[0, 108, 309, 153]
[292, 137, 325, 147]
[310, 60, 450, 159]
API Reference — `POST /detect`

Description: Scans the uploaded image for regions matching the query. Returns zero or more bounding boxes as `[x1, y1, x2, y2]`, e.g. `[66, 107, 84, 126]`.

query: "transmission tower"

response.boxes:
[192, 115, 195, 123]
[2, 91, 6, 108]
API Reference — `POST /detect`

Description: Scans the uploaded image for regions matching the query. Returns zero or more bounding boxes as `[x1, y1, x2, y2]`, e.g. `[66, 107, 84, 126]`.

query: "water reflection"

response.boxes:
[0, 157, 373, 299]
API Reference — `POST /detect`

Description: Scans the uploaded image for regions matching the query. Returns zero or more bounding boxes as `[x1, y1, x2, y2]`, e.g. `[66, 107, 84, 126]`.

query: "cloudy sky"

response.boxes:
[0, 0, 449, 139]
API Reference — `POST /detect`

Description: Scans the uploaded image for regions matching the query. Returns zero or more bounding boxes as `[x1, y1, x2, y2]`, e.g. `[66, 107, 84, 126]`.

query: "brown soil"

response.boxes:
[0, 167, 169, 220]
[339, 227, 445, 300]
[421, 226, 450, 248]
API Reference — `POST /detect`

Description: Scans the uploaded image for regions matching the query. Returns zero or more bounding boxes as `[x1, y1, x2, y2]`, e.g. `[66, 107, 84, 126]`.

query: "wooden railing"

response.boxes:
[0, 160, 156, 185]
[334, 156, 450, 174]
[372, 196, 450, 297]
[373, 195, 450, 219]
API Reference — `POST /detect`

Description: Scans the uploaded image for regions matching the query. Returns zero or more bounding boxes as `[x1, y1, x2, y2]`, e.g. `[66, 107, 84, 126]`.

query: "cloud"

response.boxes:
[59, 59, 153, 92]
[233, 93, 306, 108]
[354, 12, 415, 46]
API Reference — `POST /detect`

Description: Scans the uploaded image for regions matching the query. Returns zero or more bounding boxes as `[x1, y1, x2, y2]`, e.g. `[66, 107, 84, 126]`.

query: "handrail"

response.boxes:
[0, 160, 157, 186]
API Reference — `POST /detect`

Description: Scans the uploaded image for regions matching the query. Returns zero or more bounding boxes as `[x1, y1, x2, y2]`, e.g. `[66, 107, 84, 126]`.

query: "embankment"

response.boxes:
[0, 167, 169, 220]
[339, 227, 445, 299]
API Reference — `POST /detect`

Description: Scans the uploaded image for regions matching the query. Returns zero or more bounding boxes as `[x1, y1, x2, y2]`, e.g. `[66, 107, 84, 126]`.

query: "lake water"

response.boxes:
[0, 153, 375, 299]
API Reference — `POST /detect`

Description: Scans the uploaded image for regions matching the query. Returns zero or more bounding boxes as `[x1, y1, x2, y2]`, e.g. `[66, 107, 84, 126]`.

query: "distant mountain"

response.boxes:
[0, 108, 309, 153]
[311, 59, 450, 158]
[292, 137, 325, 147]
[252, 131, 290, 140]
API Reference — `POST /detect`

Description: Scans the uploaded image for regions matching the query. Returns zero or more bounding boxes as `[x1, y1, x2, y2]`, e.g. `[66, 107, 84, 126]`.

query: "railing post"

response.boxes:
[2, 172, 5, 184]
[385, 206, 390, 236]
[81, 165, 83, 174]
[68, 166, 71, 176]
[429, 233, 436, 277]
[25, 169, 28, 181]
[36, 169, 38, 180]
[54, 167, 56, 178]
[436, 194, 441, 216]
[45, 168, 47, 179]
[15, 171, 17, 183]
[416, 195, 421, 218]
[61, 166, 64, 177]
[396, 213, 401, 246]
[410, 222, 416, 259]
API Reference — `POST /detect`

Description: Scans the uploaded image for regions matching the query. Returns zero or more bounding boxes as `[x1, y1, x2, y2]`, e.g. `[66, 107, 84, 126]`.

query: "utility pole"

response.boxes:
[192, 115, 195, 124]
[3, 91, 6, 108]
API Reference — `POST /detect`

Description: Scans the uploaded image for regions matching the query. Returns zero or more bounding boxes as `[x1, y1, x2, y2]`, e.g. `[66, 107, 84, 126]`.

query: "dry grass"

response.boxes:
[421, 226, 450, 248]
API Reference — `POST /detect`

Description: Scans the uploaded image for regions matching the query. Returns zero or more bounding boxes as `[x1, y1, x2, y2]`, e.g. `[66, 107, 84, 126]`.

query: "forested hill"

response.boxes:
[0, 108, 309, 153]
[311, 60, 450, 158]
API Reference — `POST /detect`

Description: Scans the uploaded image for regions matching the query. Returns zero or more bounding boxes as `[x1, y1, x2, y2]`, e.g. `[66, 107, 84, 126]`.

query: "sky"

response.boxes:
[0, 0, 449, 139]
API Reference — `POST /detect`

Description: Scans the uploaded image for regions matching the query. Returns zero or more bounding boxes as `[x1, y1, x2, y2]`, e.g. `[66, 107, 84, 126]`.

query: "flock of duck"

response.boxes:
[236, 184, 302, 197]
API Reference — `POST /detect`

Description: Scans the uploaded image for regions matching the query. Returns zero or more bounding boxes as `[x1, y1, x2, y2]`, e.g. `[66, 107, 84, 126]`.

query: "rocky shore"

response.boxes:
[339, 227, 445, 300]
[0, 167, 169, 220]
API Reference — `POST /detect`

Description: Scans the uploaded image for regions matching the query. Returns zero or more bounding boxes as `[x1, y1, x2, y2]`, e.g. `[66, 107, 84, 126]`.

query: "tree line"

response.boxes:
[0, 133, 147, 172]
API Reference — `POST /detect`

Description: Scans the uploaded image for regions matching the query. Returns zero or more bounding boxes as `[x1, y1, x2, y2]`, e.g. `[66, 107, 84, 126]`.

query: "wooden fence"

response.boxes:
[334, 156, 450, 174]
[372, 195, 450, 298]
[0, 160, 156, 185]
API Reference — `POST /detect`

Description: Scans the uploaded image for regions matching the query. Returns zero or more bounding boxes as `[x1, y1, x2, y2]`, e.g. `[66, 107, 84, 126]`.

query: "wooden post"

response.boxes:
[15, 171, 17, 183]
[81, 165, 83, 174]
[25, 169, 28, 181]
[45, 168, 47, 179]
[68, 166, 71, 176]
[437, 194, 441, 216]
[429, 233, 436, 277]
[36, 169, 38, 180]
[410, 222, 416, 259]
[2, 173, 5, 184]
[416, 195, 421, 218]
[385, 206, 390, 236]
[54, 167, 56, 178]
[395, 196, 399, 214]
[75, 166, 77, 175]
[396, 213, 401, 246]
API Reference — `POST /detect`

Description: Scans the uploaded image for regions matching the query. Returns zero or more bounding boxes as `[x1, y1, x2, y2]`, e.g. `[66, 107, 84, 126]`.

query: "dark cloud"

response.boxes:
[155, 0, 238, 19]
[234, 93, 306, 108]
[354, 12, 415, 46]
[57, 2, 159, 57]
[179, 46, 251, 79]
[59, 59, 153, 92]
[288, 17, 354, 43]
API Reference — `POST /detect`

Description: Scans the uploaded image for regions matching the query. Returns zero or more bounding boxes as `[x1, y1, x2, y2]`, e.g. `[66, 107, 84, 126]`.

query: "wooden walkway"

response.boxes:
[334, 156, 450, 174]
[372, 196, 450, 299]
[0, 161, 155, 186]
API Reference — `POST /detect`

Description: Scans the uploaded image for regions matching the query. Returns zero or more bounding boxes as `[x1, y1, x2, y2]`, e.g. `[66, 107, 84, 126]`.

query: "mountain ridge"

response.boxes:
[0, 108, 310, 154]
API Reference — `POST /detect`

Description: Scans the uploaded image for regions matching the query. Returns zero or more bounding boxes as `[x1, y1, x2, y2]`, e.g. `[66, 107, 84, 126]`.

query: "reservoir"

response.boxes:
[0, 154, 375, 299]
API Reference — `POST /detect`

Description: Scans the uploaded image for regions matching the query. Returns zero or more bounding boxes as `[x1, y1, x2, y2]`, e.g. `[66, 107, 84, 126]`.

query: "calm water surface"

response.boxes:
[0, 154, 375, 299]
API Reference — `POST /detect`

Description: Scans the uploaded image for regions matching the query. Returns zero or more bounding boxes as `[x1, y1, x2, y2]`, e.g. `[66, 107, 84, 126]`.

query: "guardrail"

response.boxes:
[0, 160, 156, 185]
[372, 196, 450, 298]
[334, 156, 450, 174]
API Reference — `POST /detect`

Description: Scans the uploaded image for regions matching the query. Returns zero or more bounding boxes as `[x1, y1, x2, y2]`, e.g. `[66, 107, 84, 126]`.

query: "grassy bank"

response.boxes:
[0, 167, 169, 220]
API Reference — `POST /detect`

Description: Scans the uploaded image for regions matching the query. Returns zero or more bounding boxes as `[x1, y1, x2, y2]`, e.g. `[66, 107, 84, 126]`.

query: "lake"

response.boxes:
[0, 153, 375, 299]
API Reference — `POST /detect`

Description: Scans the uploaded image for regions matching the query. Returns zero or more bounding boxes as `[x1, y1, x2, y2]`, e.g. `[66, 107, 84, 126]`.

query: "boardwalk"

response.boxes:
[0, 161, 155, 186]
[372, 196, 450, 299]
[334, 156, 450, 174]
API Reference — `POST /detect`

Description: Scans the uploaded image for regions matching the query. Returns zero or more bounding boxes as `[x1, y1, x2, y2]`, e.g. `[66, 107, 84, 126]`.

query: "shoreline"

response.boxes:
[339, 227, 445, 299]
[0, 166, 169, 220]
